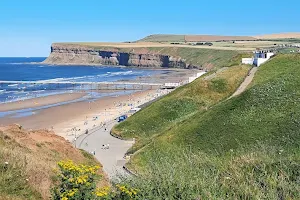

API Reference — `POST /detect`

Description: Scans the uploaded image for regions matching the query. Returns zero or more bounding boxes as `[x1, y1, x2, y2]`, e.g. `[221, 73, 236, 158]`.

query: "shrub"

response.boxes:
[52, 160, 138, 200]
[52, 160, 101, 200]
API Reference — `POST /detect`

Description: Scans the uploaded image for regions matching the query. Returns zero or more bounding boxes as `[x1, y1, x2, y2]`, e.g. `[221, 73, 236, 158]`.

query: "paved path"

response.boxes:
[230, 67, 258, 98]
[75, 121, 134, 179]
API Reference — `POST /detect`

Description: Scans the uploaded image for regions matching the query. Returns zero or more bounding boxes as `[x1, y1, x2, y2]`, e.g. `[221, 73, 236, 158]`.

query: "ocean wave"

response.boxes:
[26, 70, 143, 84]
[8, 84, 18, 87]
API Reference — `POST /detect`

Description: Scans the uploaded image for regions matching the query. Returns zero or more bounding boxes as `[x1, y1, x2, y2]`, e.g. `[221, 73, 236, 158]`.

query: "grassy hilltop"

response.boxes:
[112, 54, 300, 199]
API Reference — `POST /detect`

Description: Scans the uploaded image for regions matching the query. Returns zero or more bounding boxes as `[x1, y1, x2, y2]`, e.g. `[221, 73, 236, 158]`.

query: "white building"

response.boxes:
[188, 72, 207, 83]
[242, 50, 275, 67]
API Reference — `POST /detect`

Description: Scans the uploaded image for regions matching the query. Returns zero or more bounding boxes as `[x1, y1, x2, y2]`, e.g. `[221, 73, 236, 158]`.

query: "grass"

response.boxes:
[149, 54, 300, 153]
[137, 34, 186, 42]
[119, 145, 299, 199]
[112, 64, 250, 153]
[0, 143, 42, 200]
[113, 54, 300, 199]
[0, 127, 105, 199]
[146, 47, 240, 69]
[277, 48, 299, 54]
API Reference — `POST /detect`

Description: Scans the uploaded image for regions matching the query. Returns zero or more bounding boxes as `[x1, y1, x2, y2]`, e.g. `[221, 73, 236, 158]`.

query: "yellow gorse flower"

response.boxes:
[58, 160, 100, 174]
[116, 184, 138, 197]
[95, 186, 110, 197]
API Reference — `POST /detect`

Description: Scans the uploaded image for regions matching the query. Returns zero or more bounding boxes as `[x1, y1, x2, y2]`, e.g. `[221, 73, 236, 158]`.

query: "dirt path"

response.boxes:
[230, 67, 257, 98]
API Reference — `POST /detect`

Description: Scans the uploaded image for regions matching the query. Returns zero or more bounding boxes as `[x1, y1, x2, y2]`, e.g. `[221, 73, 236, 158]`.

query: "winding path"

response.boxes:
[75, 121, 134, 179]
[230, 67, 257, 98]
[73, 68, 258, 179]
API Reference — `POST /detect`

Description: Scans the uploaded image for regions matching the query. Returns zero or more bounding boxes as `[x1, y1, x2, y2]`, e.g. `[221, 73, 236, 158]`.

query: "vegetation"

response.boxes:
[58, 42, 244, 69]
[146, 47, 240, 69]
[120, 146, 299, 199]
[0, 147, 41, 199]
[92, 46, 241, 69]
[112, 64, 250, 153]
[0, 126, 105, 199]
[277, 47, 299, 54]
[137, 34, 186, 42]
[52, 160, 138, 200]
[112, 54, 300, 198]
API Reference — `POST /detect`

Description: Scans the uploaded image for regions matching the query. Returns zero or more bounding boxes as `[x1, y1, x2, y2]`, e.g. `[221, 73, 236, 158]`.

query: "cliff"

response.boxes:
[43, 44, 195, 68]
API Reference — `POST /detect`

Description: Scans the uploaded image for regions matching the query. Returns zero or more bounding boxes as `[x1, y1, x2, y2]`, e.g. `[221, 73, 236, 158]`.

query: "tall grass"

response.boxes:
[0, 145, 42, 200]
[118, 145, 300, 200]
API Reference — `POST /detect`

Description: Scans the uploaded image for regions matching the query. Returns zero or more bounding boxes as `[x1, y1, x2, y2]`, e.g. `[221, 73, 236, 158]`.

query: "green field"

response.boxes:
[113, 54, 300, 199]
[137, 34, 186, 42]
[145, 47, 244, 69]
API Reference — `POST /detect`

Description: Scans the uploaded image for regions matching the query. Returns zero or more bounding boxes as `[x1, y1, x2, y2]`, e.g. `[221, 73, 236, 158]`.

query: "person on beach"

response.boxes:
[106, 144, 110, 149]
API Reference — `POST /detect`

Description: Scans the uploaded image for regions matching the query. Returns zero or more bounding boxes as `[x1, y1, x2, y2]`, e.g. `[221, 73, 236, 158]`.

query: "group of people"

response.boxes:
[102, 144, 110, 150]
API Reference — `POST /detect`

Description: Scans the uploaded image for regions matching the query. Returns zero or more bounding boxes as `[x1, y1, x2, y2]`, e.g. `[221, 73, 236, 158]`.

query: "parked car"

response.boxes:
[118, 115, 128, 122]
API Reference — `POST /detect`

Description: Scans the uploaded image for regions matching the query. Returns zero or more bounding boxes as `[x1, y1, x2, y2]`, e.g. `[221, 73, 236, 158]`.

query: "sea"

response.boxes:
[0, 57, 164, 103]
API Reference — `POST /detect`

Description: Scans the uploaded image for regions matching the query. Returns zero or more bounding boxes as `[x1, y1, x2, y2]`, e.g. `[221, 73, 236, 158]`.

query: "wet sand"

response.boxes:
[0, 93, 86, 112]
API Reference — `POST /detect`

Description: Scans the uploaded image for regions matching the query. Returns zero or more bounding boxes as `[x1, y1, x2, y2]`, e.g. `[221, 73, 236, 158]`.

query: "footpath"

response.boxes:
[75, 120, 134, 179]
[230, 67, 258, 98]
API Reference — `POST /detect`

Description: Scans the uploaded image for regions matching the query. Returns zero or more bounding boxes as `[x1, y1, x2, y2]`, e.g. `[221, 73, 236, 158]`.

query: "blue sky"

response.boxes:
[0, 0, 299, 56]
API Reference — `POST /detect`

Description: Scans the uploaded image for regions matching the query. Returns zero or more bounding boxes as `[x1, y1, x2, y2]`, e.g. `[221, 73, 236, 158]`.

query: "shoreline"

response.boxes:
[30, 61, 201, 71]
[0, 92, 86, 112]
[0, 65, 199, 140]
[0, 89, 170, 141]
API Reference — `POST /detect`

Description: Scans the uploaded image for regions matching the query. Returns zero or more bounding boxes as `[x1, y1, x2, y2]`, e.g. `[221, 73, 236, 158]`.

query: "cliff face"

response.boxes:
[43, 44, 197, 68]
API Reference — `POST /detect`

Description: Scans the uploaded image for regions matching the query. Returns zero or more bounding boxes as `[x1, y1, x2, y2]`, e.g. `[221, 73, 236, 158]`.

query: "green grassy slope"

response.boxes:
[137, 34, 186, 42]
[146, 47, 242, 69]
[166, 54, 300, 153]
[112, 64, 251, 152]
[114, 54, 300, 199]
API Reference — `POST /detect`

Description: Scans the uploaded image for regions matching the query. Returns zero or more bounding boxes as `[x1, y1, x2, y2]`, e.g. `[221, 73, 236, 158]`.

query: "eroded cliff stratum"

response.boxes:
[43, 44, 192, 68]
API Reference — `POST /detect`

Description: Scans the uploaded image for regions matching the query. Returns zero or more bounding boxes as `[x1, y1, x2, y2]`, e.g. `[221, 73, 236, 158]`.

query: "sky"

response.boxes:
[0, 0, 299, 57]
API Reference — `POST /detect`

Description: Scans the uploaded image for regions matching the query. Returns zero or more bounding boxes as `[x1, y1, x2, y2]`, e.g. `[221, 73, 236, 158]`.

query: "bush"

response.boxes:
[52, 160, 138, 200]
[52, 160, 101, 200]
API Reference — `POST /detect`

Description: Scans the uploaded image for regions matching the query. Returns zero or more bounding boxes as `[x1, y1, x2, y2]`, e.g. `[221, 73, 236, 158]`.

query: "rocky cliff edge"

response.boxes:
[43, 43, 199, 69]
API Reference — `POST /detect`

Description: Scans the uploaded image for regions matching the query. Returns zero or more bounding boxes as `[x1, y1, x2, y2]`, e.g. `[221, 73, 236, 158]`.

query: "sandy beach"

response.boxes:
[0, 93, 86, 112]
[0, 67, 201, 141]
[0, 89, 169, 140]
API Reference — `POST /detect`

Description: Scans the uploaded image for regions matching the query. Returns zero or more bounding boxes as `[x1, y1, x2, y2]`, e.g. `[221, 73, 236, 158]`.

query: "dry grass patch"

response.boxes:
[0, 125, 107, 199]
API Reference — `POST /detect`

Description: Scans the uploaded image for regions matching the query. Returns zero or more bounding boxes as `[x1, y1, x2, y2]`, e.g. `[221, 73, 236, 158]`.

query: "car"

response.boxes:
[118, 115, 128, 122]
